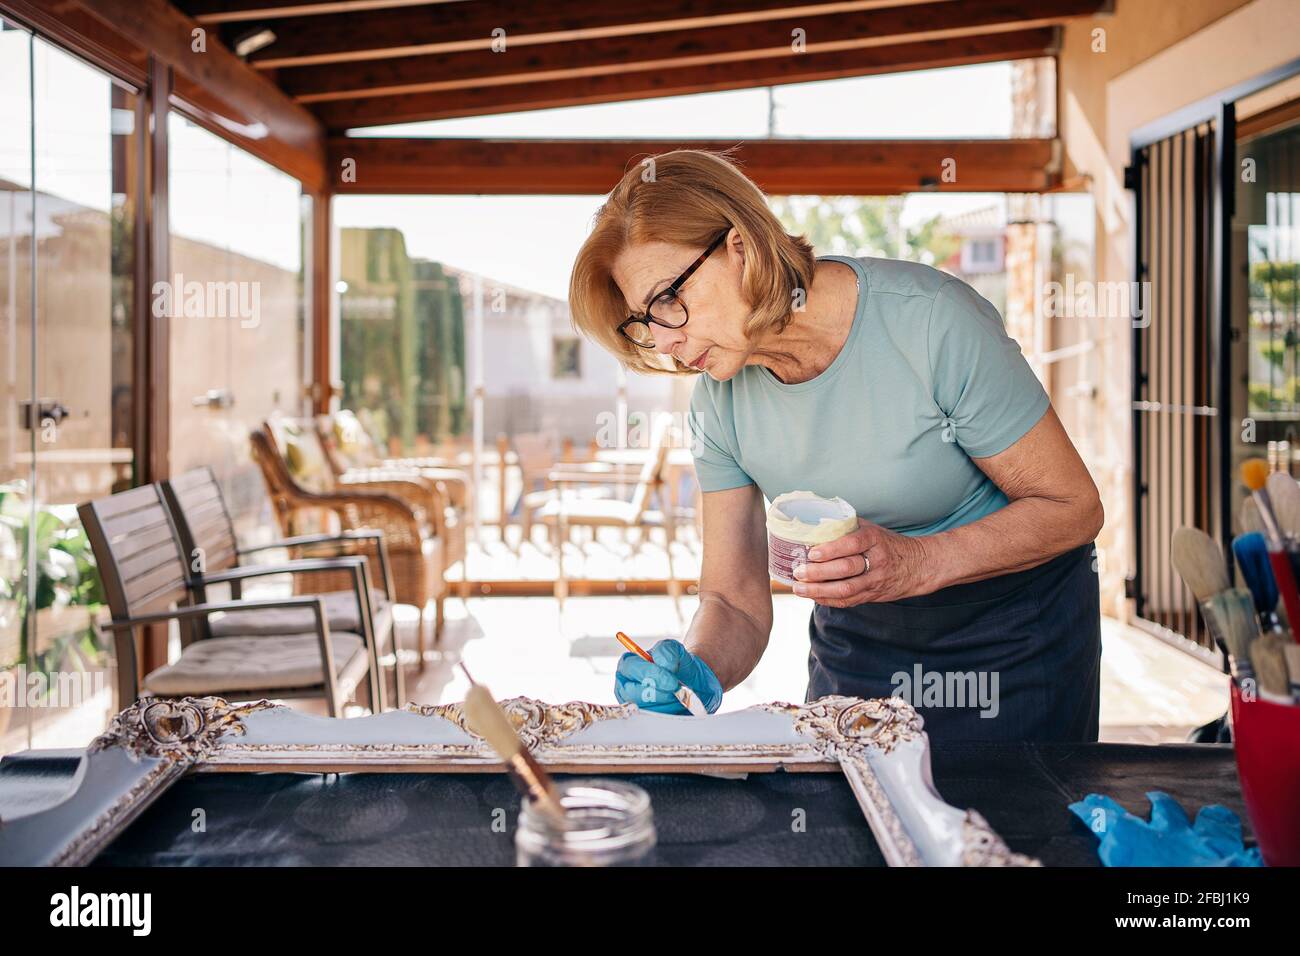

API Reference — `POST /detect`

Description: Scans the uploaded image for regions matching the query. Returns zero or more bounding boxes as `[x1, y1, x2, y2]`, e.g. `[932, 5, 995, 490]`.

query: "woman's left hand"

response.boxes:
[792, 518, 933, 607]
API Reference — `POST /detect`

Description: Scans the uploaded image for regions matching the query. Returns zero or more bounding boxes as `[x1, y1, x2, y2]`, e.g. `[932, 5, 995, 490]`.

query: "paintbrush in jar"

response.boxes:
[459, 664, 567, 826]
[1241, 459, 1300, 635]
[615, 631, 709, 717]
[1171, 527, 1256, 681]
[1242, 458, 1284, 547]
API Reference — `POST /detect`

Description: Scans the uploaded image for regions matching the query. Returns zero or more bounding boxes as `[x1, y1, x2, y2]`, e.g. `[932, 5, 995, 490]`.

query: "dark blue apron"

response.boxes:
[806, 542, 1101, 743]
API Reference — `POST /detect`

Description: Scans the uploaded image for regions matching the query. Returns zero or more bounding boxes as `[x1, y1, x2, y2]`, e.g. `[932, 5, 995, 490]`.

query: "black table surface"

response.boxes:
[88, 741, 1250, 867]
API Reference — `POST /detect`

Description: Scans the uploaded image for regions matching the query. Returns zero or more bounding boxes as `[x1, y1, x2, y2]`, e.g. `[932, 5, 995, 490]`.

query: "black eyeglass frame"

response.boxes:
[617, 229, 729, 348]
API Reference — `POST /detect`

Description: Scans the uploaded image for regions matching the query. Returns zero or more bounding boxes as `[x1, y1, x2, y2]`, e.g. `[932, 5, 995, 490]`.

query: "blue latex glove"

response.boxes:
[614, 639, 723, 715]
[1232, 532, 1278, 617]
[1069, 791, 1262, 866]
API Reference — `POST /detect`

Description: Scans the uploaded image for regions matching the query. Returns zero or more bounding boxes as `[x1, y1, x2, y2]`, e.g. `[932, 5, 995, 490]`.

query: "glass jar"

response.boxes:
[515, 778, 656, 867]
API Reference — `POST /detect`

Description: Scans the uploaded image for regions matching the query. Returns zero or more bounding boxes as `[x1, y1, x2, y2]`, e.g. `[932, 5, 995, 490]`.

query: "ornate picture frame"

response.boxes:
[0, 694, 1038, 867]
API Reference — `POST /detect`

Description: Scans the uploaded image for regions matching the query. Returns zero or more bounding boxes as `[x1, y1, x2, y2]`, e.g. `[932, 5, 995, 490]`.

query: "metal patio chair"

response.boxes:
[537, 413, 679, 607]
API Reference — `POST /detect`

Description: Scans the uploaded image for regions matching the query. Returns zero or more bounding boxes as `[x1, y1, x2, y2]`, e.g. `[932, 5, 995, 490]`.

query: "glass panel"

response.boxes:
[167, 113, 307, 542]
[334, 194, 690, 584]
[0, 18, 33, 750]
[25, 36, 137, 744]
[1236, 115, 1300, 477]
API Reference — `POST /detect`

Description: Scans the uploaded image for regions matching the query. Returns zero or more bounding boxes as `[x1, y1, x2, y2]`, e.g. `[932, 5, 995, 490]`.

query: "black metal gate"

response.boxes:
[1128, 105, 1234, 653]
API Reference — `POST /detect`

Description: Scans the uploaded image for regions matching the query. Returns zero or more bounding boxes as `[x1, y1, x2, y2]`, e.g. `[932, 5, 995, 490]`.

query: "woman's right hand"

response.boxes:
[614, 639, 723, 714]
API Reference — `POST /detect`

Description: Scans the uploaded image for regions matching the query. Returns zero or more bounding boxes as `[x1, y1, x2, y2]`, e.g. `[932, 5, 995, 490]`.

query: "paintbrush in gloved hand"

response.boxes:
[460, 664, 567, 826]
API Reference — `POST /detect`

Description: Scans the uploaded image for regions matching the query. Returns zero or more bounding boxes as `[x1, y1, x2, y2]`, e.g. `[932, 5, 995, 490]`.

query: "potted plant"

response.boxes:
[0, 482, 108, 740]
[0, 498, 21, 739]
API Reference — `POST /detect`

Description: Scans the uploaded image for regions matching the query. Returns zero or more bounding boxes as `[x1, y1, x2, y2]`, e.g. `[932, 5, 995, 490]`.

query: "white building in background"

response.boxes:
[934, 200, 1009, 316]
[443, 265, 685, 449]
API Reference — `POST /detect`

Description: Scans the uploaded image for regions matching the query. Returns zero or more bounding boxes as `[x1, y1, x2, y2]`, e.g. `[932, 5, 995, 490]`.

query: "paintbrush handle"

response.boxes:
[1267, 549, 1300, 646]
[510, 750, 567, 825]
[1254, 490, 1286, 550]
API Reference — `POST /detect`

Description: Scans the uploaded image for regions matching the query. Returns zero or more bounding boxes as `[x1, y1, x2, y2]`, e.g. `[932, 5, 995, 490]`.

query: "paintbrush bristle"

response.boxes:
[462, 684, 524, 760]
[1171, 527, 1230, 602]
[1284, 644, 1300, 698]
[1251, 633, 1291, 697]
[1266, 472, 1300, 541]
[1239, 497, 1264, 535]
[1202, 588, 1261, 665]
[1241, 458, 1271, 493]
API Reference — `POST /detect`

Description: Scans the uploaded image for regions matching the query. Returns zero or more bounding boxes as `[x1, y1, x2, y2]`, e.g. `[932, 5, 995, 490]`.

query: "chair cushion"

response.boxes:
[143, 633, 366, 696]
[331, 409, 374, 471]
[273, 417, 332, 492]
[537, 498, 638, 524]
[206, 589, 389, 638]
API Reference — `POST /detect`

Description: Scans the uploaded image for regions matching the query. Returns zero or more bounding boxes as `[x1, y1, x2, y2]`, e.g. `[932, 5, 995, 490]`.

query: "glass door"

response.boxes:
[1236, 115, 1300, 466]
[0, 22, 139, 752]
[0, 18, 34, 747]
[167, 113, 308, 543]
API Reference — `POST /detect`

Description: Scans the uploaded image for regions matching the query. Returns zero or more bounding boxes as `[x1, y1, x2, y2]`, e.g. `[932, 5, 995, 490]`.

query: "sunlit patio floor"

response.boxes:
[454, 522, 703, 585]
[406, 596, 1228, 745]
[1, 592, 1230, 755]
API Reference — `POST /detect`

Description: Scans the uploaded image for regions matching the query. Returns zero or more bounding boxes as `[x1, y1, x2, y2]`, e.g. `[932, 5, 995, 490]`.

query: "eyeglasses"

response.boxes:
[617, 230, 729, 349]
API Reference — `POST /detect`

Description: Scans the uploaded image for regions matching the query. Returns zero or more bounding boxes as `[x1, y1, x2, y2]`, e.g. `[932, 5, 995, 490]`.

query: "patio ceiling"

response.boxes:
[173, 0, 1110, 130]
[45, 0, 1115, 192]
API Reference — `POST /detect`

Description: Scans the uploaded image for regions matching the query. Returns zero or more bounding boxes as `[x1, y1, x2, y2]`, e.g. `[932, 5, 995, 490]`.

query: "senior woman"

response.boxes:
[568, 150, 1103, 743]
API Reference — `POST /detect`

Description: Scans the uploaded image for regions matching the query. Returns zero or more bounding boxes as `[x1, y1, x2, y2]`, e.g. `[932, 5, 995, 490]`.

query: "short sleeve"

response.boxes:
[928, 278, 1049, 459]
[687, 378, 754, 492]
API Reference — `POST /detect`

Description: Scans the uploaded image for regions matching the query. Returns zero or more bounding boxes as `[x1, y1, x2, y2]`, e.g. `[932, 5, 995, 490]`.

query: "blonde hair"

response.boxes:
[568, 149, 816, 375]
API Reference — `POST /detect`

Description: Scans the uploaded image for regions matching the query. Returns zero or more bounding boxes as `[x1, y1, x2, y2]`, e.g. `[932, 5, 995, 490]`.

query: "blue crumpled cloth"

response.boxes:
[1069, 791, 1263, 866]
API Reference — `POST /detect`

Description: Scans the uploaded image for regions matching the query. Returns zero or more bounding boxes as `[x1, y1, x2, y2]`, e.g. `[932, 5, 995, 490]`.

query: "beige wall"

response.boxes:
[1056, 0, 1300, 619]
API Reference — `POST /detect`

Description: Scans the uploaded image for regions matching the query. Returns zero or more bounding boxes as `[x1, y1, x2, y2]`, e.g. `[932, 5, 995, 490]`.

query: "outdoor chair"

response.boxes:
[511, 430, 626, 546]
[308, 413, 467, 593]
[537, 413, 680, 606]
[319, 406, 472, 514]
[160, 466, 410, 710]
[250, 421, 449, 660]
[78, 484, 379, 717]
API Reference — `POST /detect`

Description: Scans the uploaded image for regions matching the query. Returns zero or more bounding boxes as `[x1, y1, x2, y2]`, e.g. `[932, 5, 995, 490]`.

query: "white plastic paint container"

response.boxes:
[766, 491, 858, 585]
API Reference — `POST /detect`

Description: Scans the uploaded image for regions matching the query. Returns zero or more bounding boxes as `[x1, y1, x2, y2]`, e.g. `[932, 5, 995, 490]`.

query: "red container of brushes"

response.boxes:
[1230, 681, 1300, 866]
[1233, 459, 1300, 865]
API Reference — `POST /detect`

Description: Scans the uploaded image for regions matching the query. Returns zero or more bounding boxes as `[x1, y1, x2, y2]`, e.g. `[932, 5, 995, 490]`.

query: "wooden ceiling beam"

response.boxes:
[310, 28, 1058, 130]
[326, 137, 1061, 195]
[247, 0, 1108, 69]
[282, 8, 1063, 103]
[72, 0, 326, 189]
[180, 0, 449, 23]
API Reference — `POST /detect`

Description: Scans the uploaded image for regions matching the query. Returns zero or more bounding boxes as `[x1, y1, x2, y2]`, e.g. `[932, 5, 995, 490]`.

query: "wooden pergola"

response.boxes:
[25, 0, 1114, 189]
[0, 0, 1117, 665]
[7, 0, 1112, 474]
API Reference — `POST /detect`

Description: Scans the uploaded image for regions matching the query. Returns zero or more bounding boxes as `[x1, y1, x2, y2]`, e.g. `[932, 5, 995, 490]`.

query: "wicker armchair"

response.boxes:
[314, 411, 467, 582]
[319, 408, 472, 511]
[250, 423, 447, 661]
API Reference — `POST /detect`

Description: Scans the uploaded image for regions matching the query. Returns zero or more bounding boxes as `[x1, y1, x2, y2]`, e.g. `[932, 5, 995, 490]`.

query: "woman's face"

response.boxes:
[611, 230, 756, 380]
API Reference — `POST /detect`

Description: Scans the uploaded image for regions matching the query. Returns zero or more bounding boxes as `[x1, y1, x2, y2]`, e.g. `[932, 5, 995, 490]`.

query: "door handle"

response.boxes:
[17, 399, 69, 429]
[191, 389, 235, 409]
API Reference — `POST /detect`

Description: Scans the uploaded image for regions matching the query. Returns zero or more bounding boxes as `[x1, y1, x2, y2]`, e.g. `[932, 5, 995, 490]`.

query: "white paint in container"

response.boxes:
[766, 491, 859, 586]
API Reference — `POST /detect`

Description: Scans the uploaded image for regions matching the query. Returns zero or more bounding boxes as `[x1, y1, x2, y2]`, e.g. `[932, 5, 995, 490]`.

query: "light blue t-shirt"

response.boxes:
[689, 255, 1050, 536]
